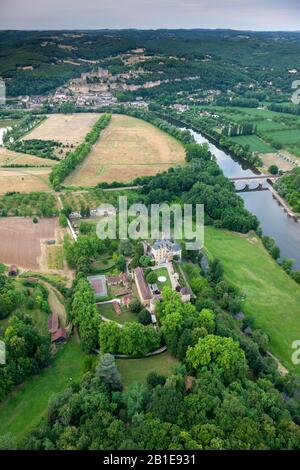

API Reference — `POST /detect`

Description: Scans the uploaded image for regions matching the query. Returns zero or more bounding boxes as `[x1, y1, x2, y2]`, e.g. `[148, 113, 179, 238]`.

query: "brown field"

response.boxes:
[65, 114, 186, 186]
[0, 168, 51, 194]
[23, 113, 99, 146]
[260, 152, 295, 172]
[0, 147, 56, 167]
[0, 218, 58, 270]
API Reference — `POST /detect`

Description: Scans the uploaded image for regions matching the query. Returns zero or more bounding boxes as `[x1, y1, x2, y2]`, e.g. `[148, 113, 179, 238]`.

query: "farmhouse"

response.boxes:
[51, 328, 67, 344]
[134, 267, 152, 306]
[150, 240, 181, 264]
[8, 264, 18, 276]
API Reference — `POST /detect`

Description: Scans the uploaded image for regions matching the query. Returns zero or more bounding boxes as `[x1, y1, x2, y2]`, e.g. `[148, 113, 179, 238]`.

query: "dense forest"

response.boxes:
[1, 29, 300, 98]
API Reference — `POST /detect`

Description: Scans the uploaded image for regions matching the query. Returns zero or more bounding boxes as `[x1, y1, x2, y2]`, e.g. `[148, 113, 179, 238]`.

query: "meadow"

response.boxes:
[65, 114, 186, 186]
[229, 134, 274, 153]
[0, 338, 87, 443]
[116, 352, 179, 388]
[204, 226, 300, 375]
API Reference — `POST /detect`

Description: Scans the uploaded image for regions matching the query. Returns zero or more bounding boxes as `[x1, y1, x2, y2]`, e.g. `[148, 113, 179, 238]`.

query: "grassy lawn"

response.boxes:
[116, 352, 179, 388]
[229, 135, 274, 153]
[0, 338, 87, 443]
[204, 226, 300, 375]
[46, 245, 64, 270]
[97, 303, 137, 324]
[153, 267, 172, 290]
[268, 129, 300, 145]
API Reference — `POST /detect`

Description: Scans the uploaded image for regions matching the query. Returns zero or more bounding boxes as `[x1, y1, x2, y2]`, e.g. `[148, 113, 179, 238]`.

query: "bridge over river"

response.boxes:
[229, 175, 278, 192]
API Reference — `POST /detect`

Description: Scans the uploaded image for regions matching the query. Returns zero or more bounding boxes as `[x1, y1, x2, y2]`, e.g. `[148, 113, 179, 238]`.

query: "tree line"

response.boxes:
[49, 114, 111, 190]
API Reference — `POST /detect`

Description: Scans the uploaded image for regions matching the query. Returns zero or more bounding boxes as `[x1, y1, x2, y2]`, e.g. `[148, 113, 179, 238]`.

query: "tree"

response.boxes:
[0, 433, 17, 450]
[116, 255, 126, 272]
[129, 298, 141, 313]
[59, 101, 75, 114]
[139, 255, 153, 267]
[147, 372, 166, 388]
[95, 353, 123, 391]
[59, 213, 68, 228]
[146, 271, 157, 285]
[199, 309, 215, 334]
[268, 165, 279, 175]
[137, 308, 152, 325]
[186, 335, 247, 383]
[99, 321, 121, 354]
[123, 382, 148, 419]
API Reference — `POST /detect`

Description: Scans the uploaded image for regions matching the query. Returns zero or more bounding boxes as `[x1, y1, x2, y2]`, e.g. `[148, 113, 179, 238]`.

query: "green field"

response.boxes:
[255, 120, 287, 132]
[268, 129, 300, 145]
[153, 267, 172, 290]
[97, 302, 137, 324]
[116, 352, 179, 388]
[229, 134, 273, 153]
[0, 338, 87, 443]
[204, 226, 300, 375]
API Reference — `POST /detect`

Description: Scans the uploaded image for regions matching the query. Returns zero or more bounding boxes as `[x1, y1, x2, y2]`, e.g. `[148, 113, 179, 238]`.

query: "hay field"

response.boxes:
[0, 218, 58, 270]
[0, 168, 51, 194]
[65, 114, 185, 186]
[23, 113, 99, 146]
[0, 147, 56, 167]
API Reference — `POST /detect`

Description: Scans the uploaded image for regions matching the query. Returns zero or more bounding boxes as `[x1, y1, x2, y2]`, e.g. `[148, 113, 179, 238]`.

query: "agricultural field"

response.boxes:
[23, 113, 99, 147]
[204, 226, 300, 375]
[229, 134, 274, 153]
[0, 147, 56, 167]
[0, 217, 59, 270]
[0, 167, 52, 194]
[60, 190, 105, 211]
[267, 129, 300, 145]
[259, 153, 294, 172]
[0, 192, 58, 217]
[116, 352, 179, 388]
[194, 105, 300, 159]
[61, 188, 139, 212]
[0, 338, 87, 443]
[65, 114, 186, 186]
[46, 245, 64, 270]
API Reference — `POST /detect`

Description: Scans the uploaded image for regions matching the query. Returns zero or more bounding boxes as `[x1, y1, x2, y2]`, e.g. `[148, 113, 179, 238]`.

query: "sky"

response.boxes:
[0, 0, 299, 31]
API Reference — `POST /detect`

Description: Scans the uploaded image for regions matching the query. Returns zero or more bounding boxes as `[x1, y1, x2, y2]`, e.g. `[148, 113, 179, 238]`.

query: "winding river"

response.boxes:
[188, 128, 300, 270]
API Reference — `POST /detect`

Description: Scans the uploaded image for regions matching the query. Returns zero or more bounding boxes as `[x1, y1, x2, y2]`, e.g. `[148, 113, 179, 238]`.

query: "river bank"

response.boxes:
[161, 114, 300, 269]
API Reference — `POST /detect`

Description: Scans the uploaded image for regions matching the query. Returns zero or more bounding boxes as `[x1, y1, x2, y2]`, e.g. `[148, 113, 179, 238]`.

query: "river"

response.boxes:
[189, 129, 300, 270]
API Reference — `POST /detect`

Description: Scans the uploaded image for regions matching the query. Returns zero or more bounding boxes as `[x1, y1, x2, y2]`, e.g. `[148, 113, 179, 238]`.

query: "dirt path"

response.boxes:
[43, 281, 68, 329]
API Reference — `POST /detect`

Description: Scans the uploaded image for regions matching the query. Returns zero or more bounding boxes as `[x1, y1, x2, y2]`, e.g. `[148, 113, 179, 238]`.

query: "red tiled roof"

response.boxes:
[134, 267, 152, 301]
[51, 328, 67, 343]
